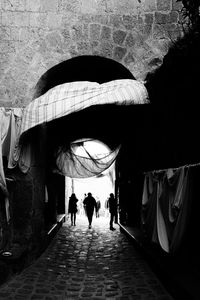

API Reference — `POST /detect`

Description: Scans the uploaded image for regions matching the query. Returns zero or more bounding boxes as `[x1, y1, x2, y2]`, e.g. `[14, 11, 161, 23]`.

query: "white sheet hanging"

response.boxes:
[20, 79, 149, 136]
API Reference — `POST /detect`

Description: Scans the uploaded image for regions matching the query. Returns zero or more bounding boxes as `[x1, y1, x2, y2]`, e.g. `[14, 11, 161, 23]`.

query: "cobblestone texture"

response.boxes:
[0, 216, 174, 299]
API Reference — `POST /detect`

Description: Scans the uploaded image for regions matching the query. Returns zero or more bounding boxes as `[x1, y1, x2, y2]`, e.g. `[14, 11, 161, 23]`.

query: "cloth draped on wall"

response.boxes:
[142, 167, 191, 253]
[0, 108, 23, 226]
[0, 108, 23, 194]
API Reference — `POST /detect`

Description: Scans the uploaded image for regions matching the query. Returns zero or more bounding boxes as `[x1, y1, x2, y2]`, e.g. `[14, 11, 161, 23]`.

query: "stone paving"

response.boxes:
[0, 216, 174, 299]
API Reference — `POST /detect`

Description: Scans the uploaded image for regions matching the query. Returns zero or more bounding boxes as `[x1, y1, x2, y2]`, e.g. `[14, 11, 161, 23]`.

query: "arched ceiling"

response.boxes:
[27, 54, 200, 176]
[33, 55, 135, 99]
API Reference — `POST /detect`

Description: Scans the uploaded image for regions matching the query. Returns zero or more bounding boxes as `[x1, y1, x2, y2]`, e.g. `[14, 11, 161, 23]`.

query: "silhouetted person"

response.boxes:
[83, 192, 97, 229]
[107, 193, 118, 230]
[96, 199, 101, 217]
[83, 193, 87, 216]
[68, 193, 78, 226]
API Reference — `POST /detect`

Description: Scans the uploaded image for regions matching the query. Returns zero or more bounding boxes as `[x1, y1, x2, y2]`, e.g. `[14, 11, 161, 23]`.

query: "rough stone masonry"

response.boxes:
[0, 0, 182, 107]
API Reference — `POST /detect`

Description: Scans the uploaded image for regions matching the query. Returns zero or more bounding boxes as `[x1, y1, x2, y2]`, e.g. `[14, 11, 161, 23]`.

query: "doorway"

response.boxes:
[65, 139, 116, 224]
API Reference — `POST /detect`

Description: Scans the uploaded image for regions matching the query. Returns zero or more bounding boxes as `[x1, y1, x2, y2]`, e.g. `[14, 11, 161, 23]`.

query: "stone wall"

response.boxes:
[0, 0, 183, 107]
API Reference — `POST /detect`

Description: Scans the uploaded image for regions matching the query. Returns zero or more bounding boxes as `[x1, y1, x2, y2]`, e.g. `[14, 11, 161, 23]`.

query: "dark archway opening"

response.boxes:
[33, 55, 146, 232]
[33, 55, 135, 99]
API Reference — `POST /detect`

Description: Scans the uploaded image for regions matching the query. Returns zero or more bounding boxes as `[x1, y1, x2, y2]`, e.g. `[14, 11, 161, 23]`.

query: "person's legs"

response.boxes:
[88, 213, 92, 228]
[87, 209, 94, 228]
[71, 213, 73, 226]
[114, 211, 118, 224]
[110, 212, 115, 230]
[74, 213, 76, 226]
[85, 210, 90, 227]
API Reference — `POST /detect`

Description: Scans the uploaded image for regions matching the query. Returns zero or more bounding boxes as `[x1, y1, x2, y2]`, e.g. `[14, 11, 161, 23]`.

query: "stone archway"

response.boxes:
[32, 55, 136, 230]
[33, 55, 135, 99]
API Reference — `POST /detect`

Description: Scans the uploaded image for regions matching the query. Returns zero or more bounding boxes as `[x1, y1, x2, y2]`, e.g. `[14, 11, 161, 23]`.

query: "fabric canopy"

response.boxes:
[20, 79, 149, 136]
[55, 139, 120, 178]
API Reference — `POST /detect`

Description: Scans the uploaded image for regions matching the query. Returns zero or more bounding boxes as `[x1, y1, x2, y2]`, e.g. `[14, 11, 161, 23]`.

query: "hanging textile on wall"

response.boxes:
[0, 108, 23, 194]
[142, 166, 191, 254]
[0, 108, 23, 229]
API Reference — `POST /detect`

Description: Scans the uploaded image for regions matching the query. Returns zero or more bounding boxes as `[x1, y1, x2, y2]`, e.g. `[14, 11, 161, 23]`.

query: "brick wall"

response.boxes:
[0, 0, 182, 107]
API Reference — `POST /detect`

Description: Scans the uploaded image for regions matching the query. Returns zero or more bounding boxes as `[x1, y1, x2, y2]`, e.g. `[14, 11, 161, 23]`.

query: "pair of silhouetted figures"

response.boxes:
[68, 192, 118, 230]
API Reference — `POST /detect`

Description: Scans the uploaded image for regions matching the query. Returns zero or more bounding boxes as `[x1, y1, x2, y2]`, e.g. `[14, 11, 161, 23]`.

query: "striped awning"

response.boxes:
[20, 79, 149, 136]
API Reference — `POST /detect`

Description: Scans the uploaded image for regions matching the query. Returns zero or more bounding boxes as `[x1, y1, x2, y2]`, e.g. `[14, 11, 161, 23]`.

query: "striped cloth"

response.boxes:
[20, 79, 149, 136]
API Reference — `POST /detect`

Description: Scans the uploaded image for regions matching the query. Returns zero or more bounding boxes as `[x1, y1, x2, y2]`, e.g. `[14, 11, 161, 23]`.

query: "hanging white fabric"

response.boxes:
[20, 79, 149, 137]
[0, 108, 23, 191]
[0, 108, 23, 222]
[55, 139, 120, 178]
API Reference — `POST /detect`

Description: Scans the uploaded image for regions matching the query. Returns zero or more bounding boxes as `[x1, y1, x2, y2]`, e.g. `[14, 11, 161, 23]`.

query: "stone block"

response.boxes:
[41, 0, 58, 12]
[109, 14, 123, 28]
[142, 24, 153, 38]
[16, 12, 30, 26]
[98, 41, 113, 57]
[100, 26, 111, 40]
[0, 26, 10, 40]
[29, 12, 48, 28]
[122, 15, 138, 30]
[1, 11, 14, 26]
[153, 24, 169, 39]
[172, 0, 182, 11]
[89, 23, 101, 40]
[114, 46, 127, 61]
[113, 29, 127, 45]
[155, 12, 170, 23]
[81, 0, 98, 13]
[82, 23, 89, 39]
[144, 0, 156, 11]
[145, 13, 154, 25]
[71, 23, 83, 41]
[125, 33, 136, 48]
[26, 0, 41, 11]
[169, 11, 179, 23]
[77, 41, 91, 54]
[165, 23, 182, 40]
[61, 12, 79, 28]
[1, 0, 26, 11]
[156, 0, 171, 11]
[46, 13, 63, 29]
[111, 0, 140, 14]
[124, 51, 135, 65]
[61, 28, 71, 43]
[58, 0, 80, 13]
[2, 11, 29, 26]
[90, 40, 99, 54]
[0, 40, 15, 53]
[91, 14, 109, 25]
[46, 31, 62, 49]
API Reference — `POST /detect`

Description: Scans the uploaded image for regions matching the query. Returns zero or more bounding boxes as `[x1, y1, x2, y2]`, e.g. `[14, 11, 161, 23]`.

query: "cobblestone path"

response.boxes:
[0, 216, 174, 299]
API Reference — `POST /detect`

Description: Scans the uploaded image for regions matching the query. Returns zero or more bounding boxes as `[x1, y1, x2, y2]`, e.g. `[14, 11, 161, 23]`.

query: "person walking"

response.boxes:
[96, 198, 101, 218]
[68, 193, 79, 226]
[83, 192, 97, 229]
[107, 193, 118, 230]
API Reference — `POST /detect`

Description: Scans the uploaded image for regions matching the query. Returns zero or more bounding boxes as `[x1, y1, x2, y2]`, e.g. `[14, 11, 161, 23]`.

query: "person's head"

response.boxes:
[88, 192, 92, 196]
[110, 193, 114, 198]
